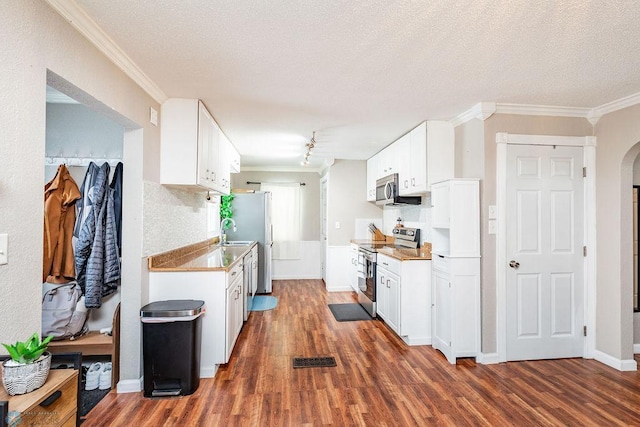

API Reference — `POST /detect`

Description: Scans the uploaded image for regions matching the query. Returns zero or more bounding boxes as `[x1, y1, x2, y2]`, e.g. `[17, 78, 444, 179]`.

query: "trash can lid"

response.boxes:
[140, 299, 205, 318]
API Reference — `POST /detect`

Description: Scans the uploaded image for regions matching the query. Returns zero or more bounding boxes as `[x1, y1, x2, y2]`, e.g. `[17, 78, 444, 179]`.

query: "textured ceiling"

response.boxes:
[74, 0, 640, 170]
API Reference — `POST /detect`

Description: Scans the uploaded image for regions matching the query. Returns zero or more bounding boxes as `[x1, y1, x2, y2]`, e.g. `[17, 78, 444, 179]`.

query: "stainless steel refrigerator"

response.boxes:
[226, 192, 273, 293]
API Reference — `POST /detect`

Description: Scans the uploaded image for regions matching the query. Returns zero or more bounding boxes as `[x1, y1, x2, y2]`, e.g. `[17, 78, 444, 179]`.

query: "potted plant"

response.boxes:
[1, 333, 53, 395]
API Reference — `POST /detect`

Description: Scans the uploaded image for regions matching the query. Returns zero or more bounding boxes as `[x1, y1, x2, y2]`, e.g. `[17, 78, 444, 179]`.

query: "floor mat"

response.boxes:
[251, 295, 278, 311]
[328, 303, 372, 321]
[293, 357, 337, 369]
[80, 387, 110, 416]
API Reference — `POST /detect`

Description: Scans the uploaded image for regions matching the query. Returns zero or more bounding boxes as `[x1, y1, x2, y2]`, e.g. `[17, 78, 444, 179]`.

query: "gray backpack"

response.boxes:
[42, 282, 88, 340]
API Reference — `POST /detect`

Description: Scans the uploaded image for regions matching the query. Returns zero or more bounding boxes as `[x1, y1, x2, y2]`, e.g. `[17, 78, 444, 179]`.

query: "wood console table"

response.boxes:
[0, 369, 78, 426]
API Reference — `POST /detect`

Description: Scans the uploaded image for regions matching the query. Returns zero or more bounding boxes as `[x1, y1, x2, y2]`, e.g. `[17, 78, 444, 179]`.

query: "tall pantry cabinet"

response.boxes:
[430, 179, 480, 364]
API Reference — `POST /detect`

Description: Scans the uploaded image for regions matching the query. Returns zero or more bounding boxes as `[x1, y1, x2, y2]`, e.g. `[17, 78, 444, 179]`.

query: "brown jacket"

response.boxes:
[44, 165, 81, 283]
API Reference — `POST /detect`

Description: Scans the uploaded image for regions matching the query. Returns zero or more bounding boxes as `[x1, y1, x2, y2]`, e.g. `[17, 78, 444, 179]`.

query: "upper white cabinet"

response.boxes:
[228, 138, 241, 173]
[398, 121, 454, 196]
[377, 142, 399, 177]
[160, 98, 230, 195]
[431, 179, 480, 257]
[366, 156, 378, 201]
[366, 120, 454, 199]
[218, 132, 231, 193]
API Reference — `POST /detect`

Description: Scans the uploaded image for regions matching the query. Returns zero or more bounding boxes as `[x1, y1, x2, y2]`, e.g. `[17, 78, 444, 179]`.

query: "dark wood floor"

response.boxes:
[84, 279, 640, 426]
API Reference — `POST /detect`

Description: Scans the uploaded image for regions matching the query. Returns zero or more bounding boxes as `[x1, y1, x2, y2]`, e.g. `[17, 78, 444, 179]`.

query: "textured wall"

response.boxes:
[0, 1, 205, 389]
[143, 182, 208, 256]
[593, 104, 640, 360]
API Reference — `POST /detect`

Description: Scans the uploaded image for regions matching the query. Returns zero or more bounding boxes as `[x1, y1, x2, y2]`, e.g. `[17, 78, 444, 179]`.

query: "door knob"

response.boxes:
[509, 260, 520, 269]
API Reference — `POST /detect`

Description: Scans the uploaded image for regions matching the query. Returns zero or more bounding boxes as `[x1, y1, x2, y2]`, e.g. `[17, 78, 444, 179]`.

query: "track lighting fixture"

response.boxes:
[301, 131, 317, 166]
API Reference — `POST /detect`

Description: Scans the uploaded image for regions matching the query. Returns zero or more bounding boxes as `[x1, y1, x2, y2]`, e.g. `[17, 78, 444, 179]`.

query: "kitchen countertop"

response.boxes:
[351, 239, 432, 261]
[148, 238, 256, 272]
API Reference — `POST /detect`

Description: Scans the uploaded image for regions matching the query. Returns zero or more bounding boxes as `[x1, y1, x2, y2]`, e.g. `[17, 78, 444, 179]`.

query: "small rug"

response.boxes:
[328, 303, 372, 322]
[80, 387, 110, 416]
[251, 295, 278, 311]
[293, 357, 337, 369]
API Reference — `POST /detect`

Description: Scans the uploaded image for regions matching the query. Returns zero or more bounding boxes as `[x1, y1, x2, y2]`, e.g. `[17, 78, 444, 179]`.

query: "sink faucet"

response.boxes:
[220, 218, 237, 243]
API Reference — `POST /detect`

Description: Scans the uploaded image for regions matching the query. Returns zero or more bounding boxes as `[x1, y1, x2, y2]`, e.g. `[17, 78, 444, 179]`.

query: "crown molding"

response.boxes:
[589, 91, 640, 125]
[450, 102, 496, 127]
[44, 0, 167, 104]
[495, 103, 592, 118]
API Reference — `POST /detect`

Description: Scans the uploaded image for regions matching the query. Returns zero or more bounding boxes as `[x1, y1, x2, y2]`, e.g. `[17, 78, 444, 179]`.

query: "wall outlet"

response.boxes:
[488, 220, 496, 235]
[335, 221, 341, 229]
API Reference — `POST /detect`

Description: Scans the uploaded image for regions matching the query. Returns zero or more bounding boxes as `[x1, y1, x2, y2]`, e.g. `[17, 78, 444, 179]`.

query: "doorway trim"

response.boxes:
[496, 133, 597, 363]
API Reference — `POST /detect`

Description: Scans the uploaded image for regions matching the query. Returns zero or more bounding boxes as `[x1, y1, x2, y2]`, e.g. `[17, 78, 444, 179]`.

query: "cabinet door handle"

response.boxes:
[411, 177, 415, 186]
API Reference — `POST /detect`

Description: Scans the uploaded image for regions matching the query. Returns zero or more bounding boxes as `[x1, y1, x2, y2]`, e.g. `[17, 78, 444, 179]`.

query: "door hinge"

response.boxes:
[583, 325, 587, 337]
[583, 167, 587, 178]
[583, 246, 587, 257]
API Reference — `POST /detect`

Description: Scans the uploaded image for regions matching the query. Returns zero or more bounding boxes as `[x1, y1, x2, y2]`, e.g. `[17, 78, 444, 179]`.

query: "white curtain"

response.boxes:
[260, 182, 301, 259]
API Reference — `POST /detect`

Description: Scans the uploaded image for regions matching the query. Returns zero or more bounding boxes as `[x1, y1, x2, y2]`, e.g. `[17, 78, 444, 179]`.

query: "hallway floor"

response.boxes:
[84, 279, 640, 426]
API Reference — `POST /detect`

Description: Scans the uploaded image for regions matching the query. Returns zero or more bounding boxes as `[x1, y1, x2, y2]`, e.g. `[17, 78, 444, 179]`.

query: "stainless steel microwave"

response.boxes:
[375, 174, 421, 206]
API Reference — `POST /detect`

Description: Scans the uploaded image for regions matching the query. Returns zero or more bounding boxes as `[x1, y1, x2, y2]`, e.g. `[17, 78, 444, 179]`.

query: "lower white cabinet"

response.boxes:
[350, 244, 359, 291]
[376, 254, 431, 345]
[226, 267, 244, 361]
[149, 260, 245, 377]
[431, 255, 480, 364]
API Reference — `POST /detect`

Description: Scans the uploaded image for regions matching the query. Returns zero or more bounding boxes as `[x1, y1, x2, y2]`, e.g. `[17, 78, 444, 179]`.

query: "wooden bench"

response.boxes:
[48, 303, 120, 389]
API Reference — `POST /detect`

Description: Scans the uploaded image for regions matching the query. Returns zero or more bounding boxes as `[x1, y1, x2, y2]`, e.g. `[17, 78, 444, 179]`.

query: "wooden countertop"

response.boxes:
[350, 239, 432, 261]
[377, 245, 432, 260]
[148, 239, 256, 272]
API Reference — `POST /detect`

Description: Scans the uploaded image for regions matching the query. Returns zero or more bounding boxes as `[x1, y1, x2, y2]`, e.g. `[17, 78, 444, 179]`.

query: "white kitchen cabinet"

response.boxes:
[350, 244, 359, 291]
[225, 263, 244, 362]
[377, 142, 399, 178]
[398, 121, 454, 196]
[366, 155, 378, 201]
[430, 178, 480, 364]
[376, 259, 400, 333]
[218, 132, 231, 193]
[160, 98, 230, 195]
[148, 258, 245, 375]
[375, 253, 431, 345]
[431, 256, 480, 364]
[431, 179, 480, 257]
[228, 138, 241, 173]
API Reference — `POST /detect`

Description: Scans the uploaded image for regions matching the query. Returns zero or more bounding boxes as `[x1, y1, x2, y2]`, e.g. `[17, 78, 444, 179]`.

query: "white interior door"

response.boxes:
[506, 144, 584, 361]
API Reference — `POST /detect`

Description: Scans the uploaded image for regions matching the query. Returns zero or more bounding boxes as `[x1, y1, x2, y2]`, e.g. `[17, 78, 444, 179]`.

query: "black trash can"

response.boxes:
[141, 299, 205, 397]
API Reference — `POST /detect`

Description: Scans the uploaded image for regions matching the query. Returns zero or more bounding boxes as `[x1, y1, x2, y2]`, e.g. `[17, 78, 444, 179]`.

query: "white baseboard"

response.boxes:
[402, 336, 431, 346]
[477, 352, 501, 365]
[593, 349, 638, 371]
[116, 378, 143, 393]
[326, 285, 353, 292]
[200, 366, 218, 378]
[634, 343, 640, 354]
[273, 274, 323, 280]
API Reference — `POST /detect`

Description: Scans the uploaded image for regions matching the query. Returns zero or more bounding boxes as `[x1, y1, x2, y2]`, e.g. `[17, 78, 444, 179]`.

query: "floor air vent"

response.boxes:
[292, 357, 337, 369]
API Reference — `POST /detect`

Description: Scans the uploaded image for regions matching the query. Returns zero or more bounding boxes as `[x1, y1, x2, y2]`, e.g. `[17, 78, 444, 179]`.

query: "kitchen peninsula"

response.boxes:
[148, 239, 257, 377]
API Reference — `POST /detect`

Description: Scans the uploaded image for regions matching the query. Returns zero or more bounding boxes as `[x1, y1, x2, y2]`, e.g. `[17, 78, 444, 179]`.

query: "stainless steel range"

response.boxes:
[356, 227, 421, 317]
[357, 245, 378, 317]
